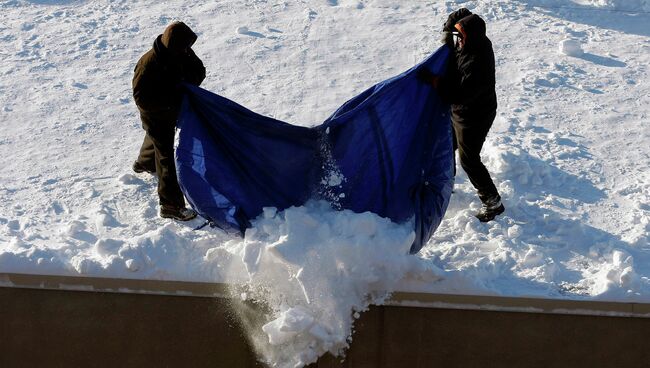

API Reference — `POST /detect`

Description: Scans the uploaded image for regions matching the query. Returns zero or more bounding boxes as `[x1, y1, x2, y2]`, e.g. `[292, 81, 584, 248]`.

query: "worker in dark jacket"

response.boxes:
[132, 21, 206, 221]
[419, 9, 504, 222]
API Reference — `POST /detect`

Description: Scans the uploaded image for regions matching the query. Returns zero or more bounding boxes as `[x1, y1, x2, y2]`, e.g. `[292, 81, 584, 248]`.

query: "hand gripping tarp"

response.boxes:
[175, 45, 454, 254]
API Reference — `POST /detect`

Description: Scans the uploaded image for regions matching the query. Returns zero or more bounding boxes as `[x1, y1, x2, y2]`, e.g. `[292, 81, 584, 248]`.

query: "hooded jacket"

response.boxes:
[132, 22, 206, 127]
[443, 7, 472, 33]
[440, 13, 497, 126]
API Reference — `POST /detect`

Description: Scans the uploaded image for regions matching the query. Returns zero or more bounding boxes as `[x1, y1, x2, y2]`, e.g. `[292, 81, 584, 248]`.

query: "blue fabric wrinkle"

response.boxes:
[176, 45, 454, 253]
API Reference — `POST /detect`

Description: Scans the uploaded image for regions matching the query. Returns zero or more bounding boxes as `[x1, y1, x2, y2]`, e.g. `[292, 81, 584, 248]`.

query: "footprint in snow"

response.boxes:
[8, 219, 21, 231]
[236, 26, 266, 38]
[50, 201, 66, 215]
[118, 174, 145, 186]
[20, 23, 35, 32]
[266, 27, 283, 34]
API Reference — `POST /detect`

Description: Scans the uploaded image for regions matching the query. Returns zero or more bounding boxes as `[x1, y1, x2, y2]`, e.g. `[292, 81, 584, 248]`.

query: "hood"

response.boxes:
[161, 21, 198, 53]
[455, 14, 487, 42]
[443, 8, 472, 33]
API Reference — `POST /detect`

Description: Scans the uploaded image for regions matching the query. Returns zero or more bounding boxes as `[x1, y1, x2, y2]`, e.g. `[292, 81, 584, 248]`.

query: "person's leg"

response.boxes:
[454, 119, 499, 202]
[147, 126, 186, 210]
[134, 133, 157, 173]
[454, 116, 504, 221]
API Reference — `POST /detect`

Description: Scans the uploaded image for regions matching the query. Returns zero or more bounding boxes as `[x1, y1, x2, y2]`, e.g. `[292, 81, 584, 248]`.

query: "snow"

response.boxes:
[1, 0, 650, 366]
[559, 38, 585, 56]
[229, 201, 434, 366]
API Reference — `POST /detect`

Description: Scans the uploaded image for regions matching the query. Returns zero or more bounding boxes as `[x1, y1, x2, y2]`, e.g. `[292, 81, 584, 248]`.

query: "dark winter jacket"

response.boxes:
[132, 22, 206, 129]
[439, 14, 497, 126]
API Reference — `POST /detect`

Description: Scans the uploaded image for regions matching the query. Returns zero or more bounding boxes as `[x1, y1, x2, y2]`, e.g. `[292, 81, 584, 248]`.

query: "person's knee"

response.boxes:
[459, 153, 485, 172]
[458, 149, 481, 165]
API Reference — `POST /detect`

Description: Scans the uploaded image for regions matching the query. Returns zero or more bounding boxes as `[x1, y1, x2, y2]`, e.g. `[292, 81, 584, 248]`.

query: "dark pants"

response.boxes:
[136, 121, 185, 210]
[453, 113, 499, 203]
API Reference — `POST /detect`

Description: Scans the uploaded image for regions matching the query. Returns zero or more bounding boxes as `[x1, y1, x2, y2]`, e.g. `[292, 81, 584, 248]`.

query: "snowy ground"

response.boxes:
[1, 0, 649, 366]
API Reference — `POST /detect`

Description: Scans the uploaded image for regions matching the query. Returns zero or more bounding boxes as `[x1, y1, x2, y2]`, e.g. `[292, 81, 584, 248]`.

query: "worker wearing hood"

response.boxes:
[420, 9, 504, 222]
[132, 21, 206, 221]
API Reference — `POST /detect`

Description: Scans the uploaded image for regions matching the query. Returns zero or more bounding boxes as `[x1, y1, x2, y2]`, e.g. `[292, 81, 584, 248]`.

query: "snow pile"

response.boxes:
[594, 250, 641, 297]
[226, 201, 440, 367]
[558, 38, 584, 56]
[423, 129, 650, 300]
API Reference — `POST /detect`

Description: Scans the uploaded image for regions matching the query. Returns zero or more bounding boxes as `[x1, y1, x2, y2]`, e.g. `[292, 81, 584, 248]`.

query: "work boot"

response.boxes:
[160, 206, 198, 221]
[133, 161, 156, 174]
[476, 195, 505, 222]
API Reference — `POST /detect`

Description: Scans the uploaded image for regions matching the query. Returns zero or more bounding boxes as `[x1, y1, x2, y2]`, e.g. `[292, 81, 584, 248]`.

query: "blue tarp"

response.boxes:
[175, 45, 454, 254]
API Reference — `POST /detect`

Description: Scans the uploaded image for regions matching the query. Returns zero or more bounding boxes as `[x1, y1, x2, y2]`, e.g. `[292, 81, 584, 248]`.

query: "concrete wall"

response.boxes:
[2, 273, 649, 368]
[1, 287, 261, 368]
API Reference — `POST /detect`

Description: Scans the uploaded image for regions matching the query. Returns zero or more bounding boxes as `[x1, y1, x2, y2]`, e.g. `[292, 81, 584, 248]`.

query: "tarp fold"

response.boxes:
[176, 45, 454, 253]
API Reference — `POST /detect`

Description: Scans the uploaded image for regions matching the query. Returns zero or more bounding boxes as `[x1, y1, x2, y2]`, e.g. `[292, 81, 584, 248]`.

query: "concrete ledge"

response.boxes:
[390, 291, 650, 317]
[0, 272, 227, 298]
[2, 273, 650, 368]
[2, 272, 649, 317]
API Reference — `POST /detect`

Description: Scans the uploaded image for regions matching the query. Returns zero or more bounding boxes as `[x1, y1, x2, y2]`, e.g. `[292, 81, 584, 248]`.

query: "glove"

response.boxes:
[417, 68, 440, 88]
